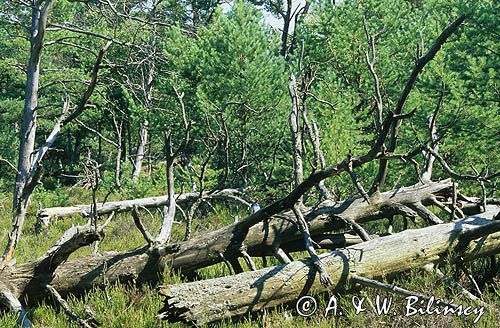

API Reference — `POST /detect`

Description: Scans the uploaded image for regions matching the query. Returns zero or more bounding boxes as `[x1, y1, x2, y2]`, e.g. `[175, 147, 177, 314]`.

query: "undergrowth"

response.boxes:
[0, 185, 498, 328]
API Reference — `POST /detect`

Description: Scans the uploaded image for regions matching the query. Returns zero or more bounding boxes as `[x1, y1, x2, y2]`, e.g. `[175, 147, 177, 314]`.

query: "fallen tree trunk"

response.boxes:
[158, 180, 453, 271]
[0, 233, 369, 305]
[35, 188, 245, 227]
[281, 232, 371, 252]
[0, 181, 459, 306]
[158, 206, 500, 325]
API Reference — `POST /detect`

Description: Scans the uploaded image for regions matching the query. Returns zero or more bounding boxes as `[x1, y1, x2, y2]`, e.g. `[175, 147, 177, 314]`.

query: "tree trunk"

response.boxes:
[131, 120, 148, 182]
[280, 0, 292, 57]
[289, 73, 303, 201]
[190, 0, 200, 28]
[39, 180, 457, 270]
[158, 206, 500, 325]
[160, 180, 454, 272]
[1, 0, 53, 268]
[36, 188, 246, 226]
[1, 181, 493, 312]
[115, 143, 122, 189]
[132, 43, 154, 182]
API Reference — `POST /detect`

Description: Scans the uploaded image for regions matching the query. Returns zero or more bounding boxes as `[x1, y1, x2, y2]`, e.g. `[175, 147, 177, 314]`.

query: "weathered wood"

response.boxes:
[2, 0, 57, 269]
[131, 120, 149, 182]
[1, 181, 454, 308]
[157, 133, 176, 245]
[158, 206, 500, 325]
[3, 22, 111, 268]
[158, 180, 454, 272]
[37, 180, 451, 267]
[288, 73, 304, 192]
[0, 224, 103, 319]
[0, 289, 32, 328]
[3, 180, 482, 325]
[280, 233, 375, 252]
[35, 188, 245, 226]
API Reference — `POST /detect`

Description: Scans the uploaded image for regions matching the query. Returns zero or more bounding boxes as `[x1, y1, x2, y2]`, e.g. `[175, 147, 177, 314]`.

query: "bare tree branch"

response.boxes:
[372, 15, 466, 193]
[0, 289, 33, 328]
[46, 284, 96, 328]
[132, 206, 154, 246]
[292, 205, 332, 286]
[156, 132, 176, 245]
[0, 158, 19, 174]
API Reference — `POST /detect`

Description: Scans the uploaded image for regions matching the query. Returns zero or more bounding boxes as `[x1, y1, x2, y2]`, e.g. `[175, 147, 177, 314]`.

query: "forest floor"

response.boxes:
[0, 185, 498, 328]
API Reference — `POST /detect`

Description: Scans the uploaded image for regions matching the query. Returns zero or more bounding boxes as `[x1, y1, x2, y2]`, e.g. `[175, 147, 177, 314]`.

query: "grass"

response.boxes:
[0, 186, 498, 328]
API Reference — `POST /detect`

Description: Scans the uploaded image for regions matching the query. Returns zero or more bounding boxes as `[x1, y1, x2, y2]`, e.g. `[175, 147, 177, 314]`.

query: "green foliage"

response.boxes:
[0, 0, 498, 326]
[153, 1, 289, 189]
[2, 0, 495, 196]
[293, 0, 499, 197]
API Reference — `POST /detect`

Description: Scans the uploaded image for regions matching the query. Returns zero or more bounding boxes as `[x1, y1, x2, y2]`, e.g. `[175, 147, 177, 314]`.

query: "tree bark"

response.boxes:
[37, 180, 460, 285]
[158, 206, 500, 325]
[2, 0, 54, 268]
[288, 73, 303, 196]
[2, 4, 111, 267]
[280, 0, 292, 57]
[370, 15, 465, 193]
[132, 48, 154, 182]
[160, 180, 454, 272]
[113, 115, 123, 190]
[115, 142, 122, 189]
[35, 188, 246, 226]
[1, 180, 495, 324]
[131, 120, 148, 182]
[5, 180, 462, 308]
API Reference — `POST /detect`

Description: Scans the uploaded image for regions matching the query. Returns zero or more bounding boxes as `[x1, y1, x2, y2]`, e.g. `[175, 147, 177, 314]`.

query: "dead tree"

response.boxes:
[35, 188, 246, 228]
[266, 0, 310, 58]
[158, 206, 500, 325]
[77, 103, 127, 190]
[370, 15, 466, 193]
[288, 73, 304, 193]
[132, 119, 149, 181]
[296, 40, 335, 200]
[131, 30, 156, 182]
[0, 2, 121, 323]
[0, 180, 489, 312]
[1, 0, 112, 269]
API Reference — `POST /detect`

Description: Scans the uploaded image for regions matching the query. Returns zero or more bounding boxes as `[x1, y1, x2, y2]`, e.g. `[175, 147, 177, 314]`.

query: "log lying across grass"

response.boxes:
[158, 206, 500, 325]
[35, 188, 245, 225]
[2, 180, 493, 313]
[157, 180, 457, 271]
[0, 181, 453, 304]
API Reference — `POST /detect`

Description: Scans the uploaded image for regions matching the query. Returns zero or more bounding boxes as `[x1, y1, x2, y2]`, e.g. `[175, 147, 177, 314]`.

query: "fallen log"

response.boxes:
[158, 206, 500, 325]
[281, 232, 372, 252]
[0, 181, 457, 306]
[157, 180, 453, 271]
[35, 188, 246, 227]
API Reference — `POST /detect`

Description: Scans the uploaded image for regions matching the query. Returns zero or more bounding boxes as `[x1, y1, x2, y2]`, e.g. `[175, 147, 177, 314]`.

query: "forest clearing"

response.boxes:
[0, 0, 498, 327]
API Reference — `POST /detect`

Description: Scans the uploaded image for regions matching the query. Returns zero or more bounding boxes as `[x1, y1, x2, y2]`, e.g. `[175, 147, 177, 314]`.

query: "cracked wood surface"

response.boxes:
[158, 206, 500, 325]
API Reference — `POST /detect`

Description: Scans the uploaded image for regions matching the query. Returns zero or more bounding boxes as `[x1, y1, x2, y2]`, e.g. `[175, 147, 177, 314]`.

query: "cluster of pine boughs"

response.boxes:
[0, 0, 497, 200]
